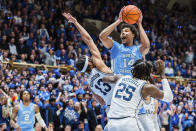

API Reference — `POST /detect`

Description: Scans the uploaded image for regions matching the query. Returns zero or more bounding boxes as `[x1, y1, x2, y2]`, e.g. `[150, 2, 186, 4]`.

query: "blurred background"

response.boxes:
[0, 0, 195, 131]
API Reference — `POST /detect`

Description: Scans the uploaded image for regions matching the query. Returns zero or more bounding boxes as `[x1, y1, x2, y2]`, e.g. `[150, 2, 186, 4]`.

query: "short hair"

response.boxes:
[131, 60, 154, 83]
[120, 23, 138, 40]
[20, 90, 31, 101]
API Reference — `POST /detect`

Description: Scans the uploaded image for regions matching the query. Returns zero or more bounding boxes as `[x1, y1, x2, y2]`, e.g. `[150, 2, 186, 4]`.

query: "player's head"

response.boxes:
[20, 90, 31, 102]
[76, 55, 94, 73]
[120, 23, 138, 45]
[132, 60, 153, 83]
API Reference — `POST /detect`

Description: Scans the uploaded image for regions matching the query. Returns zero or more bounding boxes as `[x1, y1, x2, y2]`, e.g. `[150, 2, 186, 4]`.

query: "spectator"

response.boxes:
[43, 48, 57, 66]
[8, 38, 17, 55]
[64, 125, 72, 131]
[87, 100, 100, 131]
[0, 35, 9, 50]
[40, 24, 50, 40]
[34, 123, 42, 131]
[160, 103, 172, 131]
[185, 46, 194, 64]
[95, 125, 103, 131]
[165, 62, 174, 76]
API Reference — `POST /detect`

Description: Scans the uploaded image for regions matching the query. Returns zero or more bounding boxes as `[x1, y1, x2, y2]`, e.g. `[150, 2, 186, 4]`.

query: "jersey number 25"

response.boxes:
[115, 83, 136, 101]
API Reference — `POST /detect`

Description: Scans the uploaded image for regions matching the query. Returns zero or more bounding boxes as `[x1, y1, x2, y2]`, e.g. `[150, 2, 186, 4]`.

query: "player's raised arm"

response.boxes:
[34, 104, 48, 130]
[62, 13, 101, 60]
[142, 60, 173, 102]
[137, 11, 150, 56]
[102, 75, 122, 83]
[10, 105, 21, 131]
[99, 7, 124, 49]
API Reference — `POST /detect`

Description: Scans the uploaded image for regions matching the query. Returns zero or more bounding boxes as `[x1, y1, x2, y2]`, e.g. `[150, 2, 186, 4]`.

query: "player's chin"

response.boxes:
[121, 40, 126, 44]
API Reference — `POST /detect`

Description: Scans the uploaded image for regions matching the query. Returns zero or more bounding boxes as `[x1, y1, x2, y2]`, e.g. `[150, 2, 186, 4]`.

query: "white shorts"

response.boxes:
[104, 117, 144, 131]
[138, 114, 158, 131]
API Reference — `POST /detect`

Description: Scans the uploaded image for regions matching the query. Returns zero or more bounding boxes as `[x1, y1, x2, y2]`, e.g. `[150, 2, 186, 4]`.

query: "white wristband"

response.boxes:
[35, 113, 46, 128]
[161, 79, 173, 102]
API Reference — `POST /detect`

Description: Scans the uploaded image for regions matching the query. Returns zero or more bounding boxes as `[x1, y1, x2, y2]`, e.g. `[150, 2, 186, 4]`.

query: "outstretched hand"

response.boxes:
[156, 60, 165, 76]
[136, 9, 143, 25]
[62, 13, 77, 23]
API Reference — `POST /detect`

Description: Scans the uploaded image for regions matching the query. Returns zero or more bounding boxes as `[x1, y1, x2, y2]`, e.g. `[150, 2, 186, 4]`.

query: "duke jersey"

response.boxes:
[138, 98, 159, 131]
[139, 97, 155, 115]
[108, 75, 146, 118]
[87, 68, 115, 113]
[110, 41, 142, 75]
[17, 102, 35, 131]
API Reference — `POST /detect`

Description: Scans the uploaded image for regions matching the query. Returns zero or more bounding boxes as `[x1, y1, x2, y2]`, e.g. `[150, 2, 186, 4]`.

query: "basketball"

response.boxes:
[122, 5, 141, 24]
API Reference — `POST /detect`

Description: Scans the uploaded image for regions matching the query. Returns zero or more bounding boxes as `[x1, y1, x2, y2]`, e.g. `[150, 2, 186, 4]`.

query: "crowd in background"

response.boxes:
[0, 0, 195, 131]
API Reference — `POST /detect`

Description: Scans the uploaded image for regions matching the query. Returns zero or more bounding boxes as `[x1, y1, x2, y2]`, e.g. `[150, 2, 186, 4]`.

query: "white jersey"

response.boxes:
[87, 68, 115, 113]
[138, 98, 160, 131]
[108, 75, 146, 118]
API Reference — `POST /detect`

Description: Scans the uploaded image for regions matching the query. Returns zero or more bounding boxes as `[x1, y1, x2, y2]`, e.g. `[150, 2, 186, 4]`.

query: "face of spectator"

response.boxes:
[177, 106, 182, 113]
[68, 99, 73, 107]
[188, 103, 193, 111]
[73, 86, 78, 92]
[120, 27, 135, 45]
[77, 94, 83, 101]
[84, 93, 90, 100]
[10, 38, 15, 44]
[95, 125, 103, 131]
[16, 86, 20, 93]
[92, 101, 96, 108]
[3, 52, 8, 58]
[64, 125, 71, 131]
[48, 123, 54, 131]
[163, 103, 167, 109]
[168, 63, 171, 68]
[78, 122, 84, 130]
[9, 89, 15, 97]
[182, 63, 186, 69]
[35, 123, 42, 131]
[2, 35, 7, 41]
[74, 102, 80, 111]
[0, 123, 6, 131]
[177, 71, 181, 76]
[34, 96, 40, 104]
[174, 90, 178, 95]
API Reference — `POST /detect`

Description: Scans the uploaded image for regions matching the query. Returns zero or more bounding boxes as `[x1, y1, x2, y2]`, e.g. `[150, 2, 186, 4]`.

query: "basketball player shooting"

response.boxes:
[102, 60, 173, 131]
[99, 6, 150, 75]
[62, 13, 115, 113]
[10, 91, 47, 131]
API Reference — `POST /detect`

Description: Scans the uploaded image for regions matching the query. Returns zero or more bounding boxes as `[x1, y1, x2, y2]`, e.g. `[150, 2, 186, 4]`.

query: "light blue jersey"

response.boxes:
[110, 41, 142, 75]
[17, 102, 35, 131]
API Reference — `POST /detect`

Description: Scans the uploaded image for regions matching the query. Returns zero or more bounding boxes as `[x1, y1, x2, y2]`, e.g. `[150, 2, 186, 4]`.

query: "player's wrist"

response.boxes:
[116, 18, 122, 24]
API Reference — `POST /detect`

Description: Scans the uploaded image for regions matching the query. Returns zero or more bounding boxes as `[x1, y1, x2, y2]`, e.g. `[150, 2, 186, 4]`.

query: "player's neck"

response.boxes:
[23, 101, 30, 106]
[124, 41, 133, 47]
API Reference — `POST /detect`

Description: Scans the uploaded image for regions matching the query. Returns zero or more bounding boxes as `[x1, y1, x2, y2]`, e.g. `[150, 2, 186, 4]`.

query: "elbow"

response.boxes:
[144, 42, 150, 49]
[99, 33, 106, 40]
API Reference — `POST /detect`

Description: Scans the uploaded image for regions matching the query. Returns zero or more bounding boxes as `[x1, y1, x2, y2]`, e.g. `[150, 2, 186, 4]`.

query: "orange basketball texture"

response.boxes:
[122, 5, 140, 24]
